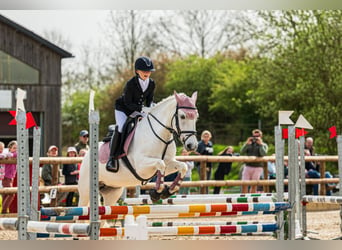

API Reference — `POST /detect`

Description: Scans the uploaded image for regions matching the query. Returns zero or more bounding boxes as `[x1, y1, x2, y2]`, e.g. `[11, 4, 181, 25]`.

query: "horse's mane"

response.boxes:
[151, 94, 176, 110]
[150, 93, 197, 119]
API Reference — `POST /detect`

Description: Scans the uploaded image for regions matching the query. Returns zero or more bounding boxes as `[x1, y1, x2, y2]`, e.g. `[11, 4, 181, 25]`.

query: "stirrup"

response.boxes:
[106, 158, 119, 173]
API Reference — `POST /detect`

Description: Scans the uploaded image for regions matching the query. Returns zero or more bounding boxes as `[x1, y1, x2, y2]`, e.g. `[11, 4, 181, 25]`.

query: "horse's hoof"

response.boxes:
[160, 186, 175, 199]
[149, 189, 161, 203]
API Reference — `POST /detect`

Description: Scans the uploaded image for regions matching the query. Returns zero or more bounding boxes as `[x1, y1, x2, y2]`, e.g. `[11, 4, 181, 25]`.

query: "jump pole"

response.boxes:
[40, 202, 290, 216]
[274, 125, 285, 240]
[287, 125, 296, 240]
[29, 126, 41, 240]
[299, 134, 307, 237]
[337, 135, 342, 237]
[88, 90, 101, 240]
[16, 108, 30, 239]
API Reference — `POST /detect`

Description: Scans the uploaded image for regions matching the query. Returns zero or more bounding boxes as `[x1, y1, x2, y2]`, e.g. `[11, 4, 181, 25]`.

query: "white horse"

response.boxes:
[78, 91, 198, 206]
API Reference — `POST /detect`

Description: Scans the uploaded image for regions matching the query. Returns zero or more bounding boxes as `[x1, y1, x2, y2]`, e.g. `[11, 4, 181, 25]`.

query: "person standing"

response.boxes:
[41, 145, 59, 186]
[213, 146, 236, 194]
[195, 130, 214, 180]
[74, 130, 89, 154]
[106, 56, 156, 172]
[240, 129, 268, 193]
[62, 147, 79, 206]
[0, 141, 5, 188]
[1, 141, 17, 214]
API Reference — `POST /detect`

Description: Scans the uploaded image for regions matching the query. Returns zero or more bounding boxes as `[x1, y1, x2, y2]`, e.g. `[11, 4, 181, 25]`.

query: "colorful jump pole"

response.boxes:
[124, 196, 276, 205]
[40, 202, 290, 217]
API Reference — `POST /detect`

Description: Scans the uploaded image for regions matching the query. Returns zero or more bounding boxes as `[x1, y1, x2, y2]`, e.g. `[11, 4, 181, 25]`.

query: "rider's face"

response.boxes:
[136, 70, 152, 81]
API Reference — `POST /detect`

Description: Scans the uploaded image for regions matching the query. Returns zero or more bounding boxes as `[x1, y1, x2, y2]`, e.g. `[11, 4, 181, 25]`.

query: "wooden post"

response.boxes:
[319, 161, 326, 195]
[50, 163, 60, 207]
[200, 161, 207, 194]
[263, 162, 269, 193]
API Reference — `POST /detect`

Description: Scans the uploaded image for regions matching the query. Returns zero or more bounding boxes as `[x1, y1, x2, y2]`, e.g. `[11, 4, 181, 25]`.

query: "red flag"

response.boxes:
[8, 111, 37, 129]
[8, 110, 17, 125]
[282, 128, 288, 139]
[26, 112, 37, 129]
[296, 128, 308, 138]
[329, 126, 337, 139]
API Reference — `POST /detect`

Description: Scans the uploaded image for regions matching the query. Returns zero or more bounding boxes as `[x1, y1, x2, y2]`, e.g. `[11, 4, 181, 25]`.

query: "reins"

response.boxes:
[147, 104, 197, 159]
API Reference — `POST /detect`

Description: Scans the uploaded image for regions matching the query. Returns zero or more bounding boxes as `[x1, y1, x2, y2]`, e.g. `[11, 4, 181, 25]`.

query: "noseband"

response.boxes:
[147, 105, 197, 159]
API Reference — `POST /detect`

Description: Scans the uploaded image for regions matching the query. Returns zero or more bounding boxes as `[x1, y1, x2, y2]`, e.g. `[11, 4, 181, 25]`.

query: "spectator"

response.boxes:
[303, 149, 334, 195]
[213, 146, 237, 194]
[41, 145, 65, 205]
[304, 149, 320, 195]
[62, 147, 79, 206]
[106, 56, 156, 172]
[0, 141, 5, 188]
[178, 148, 194, 195]
[304, 136, 321, 175]
[41, 145, 59, 186]
[267, 154, 276, 180]
[240, 129, 268, 193]
[304, 137, 316, 156]
[75, 130, 89, 154]
[195, 130, 214, 180]
[1, 141, 17, 214]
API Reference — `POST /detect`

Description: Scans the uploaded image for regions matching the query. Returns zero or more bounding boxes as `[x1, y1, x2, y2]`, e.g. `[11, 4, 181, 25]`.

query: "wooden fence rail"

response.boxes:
[0, 155, 338, 195]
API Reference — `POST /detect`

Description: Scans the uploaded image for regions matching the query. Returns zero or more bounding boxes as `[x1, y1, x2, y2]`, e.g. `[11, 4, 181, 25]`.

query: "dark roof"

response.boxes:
[0, 14, 73, 58]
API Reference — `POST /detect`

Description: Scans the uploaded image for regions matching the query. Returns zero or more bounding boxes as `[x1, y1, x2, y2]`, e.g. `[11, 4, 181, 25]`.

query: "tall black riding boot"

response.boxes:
[106, 125, 122, 172]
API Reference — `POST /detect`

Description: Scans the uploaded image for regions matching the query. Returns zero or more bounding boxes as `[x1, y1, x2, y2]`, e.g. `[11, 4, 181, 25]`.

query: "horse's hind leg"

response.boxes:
[78, 182, 90, 207]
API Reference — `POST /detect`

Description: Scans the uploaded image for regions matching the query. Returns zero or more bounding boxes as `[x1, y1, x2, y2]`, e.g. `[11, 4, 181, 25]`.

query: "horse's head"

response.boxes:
[174, 91, 199, 152]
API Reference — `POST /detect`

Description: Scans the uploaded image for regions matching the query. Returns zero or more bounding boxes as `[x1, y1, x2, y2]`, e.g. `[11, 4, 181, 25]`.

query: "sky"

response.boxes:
[0, 10, 110, 57]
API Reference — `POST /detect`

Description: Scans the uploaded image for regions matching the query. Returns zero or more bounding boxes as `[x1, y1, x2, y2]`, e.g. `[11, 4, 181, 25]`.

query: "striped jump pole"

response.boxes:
[40, 210, 278, 221]
[41, 214, 125, 222]
[138, 193, 278, 199]
[36, 227, 125, 238]
[147, 223, 278, 235]
[26, 221, 90, 235]
[148, 220, 274, 227]
[40, 202, 290, 217]
[124, 196, 276, 205]
[36, 231, 274, 238]
[0, 218, 18, 230]
[302, 195, 342, 204]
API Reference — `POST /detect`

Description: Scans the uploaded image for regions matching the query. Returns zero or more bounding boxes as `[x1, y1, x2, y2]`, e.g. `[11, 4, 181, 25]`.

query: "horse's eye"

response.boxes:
[180, 114, 186, 119]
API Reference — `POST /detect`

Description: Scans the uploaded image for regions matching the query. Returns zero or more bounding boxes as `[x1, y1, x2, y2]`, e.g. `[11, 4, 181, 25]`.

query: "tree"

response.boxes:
[157, 10, 255, 58]
[104, 10, 164, 77]
[251, 10, 342, 155]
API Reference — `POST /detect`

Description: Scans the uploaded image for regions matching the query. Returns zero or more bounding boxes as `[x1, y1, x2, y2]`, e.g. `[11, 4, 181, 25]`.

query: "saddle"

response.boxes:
[103, 115, 142, 158]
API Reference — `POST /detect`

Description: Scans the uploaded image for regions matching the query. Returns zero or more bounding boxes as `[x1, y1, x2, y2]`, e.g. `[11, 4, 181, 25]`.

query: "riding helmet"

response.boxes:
[134, 56, 155, 72]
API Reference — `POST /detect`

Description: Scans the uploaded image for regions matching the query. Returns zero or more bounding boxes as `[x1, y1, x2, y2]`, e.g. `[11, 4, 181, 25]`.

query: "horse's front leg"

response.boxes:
[137, 157, 166, 201]
[161, 160, 188, 198]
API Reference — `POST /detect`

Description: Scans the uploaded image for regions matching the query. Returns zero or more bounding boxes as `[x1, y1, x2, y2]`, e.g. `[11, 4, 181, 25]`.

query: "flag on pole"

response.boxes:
[8, 111, 37, 129]
[329, 126, 337, 139]
[295, 128, 308, 138]
[282, 128, 288, 139]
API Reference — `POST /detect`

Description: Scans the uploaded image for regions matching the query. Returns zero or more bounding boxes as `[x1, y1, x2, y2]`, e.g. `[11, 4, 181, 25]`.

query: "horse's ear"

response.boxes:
[174, 90, 181, 103]
[191, 91, 198, 104]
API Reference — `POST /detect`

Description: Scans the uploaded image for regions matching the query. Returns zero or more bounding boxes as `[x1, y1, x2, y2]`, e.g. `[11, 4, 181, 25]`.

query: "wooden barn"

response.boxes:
[0, 14, 73, 155]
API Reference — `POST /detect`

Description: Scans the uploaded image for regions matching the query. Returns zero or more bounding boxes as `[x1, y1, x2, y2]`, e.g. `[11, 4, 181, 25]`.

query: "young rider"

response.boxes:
[106, 56, 156, 172]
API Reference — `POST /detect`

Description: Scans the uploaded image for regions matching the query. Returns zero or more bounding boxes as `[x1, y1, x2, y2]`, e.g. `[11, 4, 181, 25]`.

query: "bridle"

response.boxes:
[147, 104, 197, 159]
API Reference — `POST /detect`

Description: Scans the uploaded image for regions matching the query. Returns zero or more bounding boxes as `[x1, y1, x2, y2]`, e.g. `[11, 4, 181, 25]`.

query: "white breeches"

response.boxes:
[115, 110, 127, 133]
